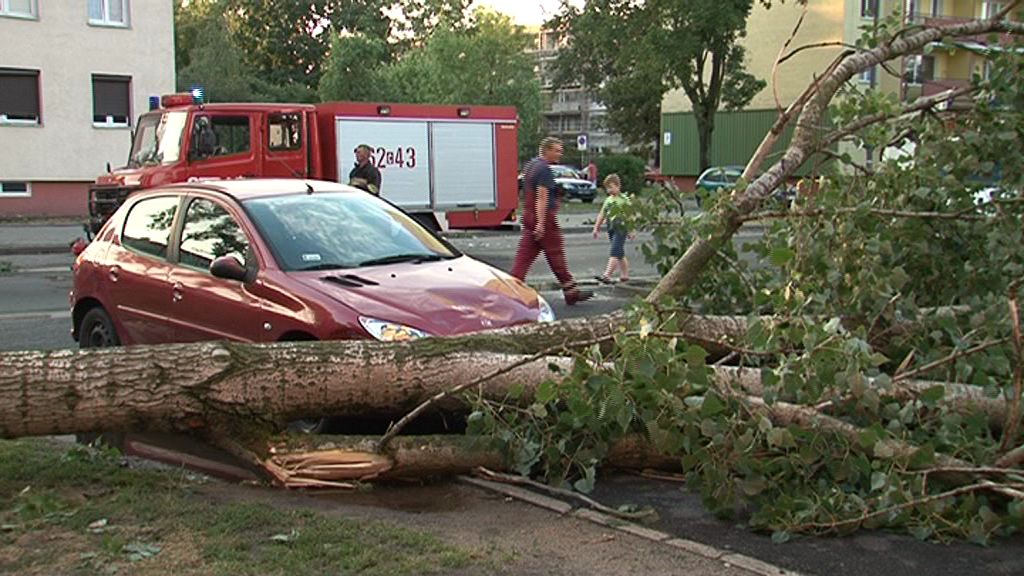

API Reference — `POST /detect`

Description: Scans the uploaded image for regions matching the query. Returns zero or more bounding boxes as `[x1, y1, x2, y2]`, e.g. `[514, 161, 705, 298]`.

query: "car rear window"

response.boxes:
[244, 192, 458, 271]
[122, 195, 180, 259]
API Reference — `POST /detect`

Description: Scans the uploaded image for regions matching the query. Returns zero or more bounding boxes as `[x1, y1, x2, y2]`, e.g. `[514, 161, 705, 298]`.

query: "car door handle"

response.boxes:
[109, 266, 120, 282]
[172, 282, 184, 303]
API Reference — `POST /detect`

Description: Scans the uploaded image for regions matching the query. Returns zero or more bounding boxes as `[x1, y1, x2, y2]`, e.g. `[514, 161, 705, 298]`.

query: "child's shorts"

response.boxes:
[608, 228, 627, 258]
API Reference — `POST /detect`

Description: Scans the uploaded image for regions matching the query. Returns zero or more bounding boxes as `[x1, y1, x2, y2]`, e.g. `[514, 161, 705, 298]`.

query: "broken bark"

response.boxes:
[220, 433, 679, 489]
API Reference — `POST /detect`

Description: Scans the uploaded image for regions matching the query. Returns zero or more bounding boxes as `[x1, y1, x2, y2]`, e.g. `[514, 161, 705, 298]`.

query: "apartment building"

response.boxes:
[659, 0, 1017, 179]
[0, 1, 174, 218]
[527, 28, 626, 158]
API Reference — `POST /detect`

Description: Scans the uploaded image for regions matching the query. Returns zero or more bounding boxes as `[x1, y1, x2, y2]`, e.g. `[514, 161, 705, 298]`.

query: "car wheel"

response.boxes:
[79, 307, 120, 349]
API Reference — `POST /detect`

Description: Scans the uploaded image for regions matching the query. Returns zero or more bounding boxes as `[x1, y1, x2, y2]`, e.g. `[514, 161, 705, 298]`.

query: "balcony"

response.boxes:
[921, 77, 972, 97]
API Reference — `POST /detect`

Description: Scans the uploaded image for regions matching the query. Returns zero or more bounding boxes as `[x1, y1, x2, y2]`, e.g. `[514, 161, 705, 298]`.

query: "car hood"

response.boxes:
[556, 177, 595, 187]
[291, 256, 543, 336]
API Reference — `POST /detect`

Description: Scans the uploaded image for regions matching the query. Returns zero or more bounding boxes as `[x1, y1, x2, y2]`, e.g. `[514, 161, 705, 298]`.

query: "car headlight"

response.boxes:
[537, 295, 556, 323]
[359, 317, 431, 341]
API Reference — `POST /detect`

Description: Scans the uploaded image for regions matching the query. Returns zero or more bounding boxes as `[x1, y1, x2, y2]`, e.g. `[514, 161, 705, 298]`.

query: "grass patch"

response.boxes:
[0, 439, 478, 575]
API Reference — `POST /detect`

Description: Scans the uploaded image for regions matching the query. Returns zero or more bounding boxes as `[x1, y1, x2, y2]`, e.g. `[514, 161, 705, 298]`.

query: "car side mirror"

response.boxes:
[210, 255, 248, 282]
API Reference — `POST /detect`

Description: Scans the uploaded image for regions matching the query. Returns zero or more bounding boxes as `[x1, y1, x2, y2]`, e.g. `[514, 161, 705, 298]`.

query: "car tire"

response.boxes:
[79, 307, 120, 349]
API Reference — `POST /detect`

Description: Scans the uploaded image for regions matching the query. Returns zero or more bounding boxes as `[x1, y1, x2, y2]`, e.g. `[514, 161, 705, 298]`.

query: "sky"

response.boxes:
[474, 0, 569, 26]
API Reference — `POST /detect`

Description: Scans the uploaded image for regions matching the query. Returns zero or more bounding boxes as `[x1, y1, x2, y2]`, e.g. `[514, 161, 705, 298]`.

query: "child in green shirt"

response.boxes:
[591, 173, 634, 284]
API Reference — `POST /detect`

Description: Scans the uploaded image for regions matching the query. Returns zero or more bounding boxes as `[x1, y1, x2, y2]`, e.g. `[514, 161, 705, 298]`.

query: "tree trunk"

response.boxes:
[1, 336, 1006, 440]
[695, 105, 714, 173]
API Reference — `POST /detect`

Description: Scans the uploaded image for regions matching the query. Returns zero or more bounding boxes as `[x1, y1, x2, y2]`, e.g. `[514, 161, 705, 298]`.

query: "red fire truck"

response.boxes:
[86, 95, 520, 236]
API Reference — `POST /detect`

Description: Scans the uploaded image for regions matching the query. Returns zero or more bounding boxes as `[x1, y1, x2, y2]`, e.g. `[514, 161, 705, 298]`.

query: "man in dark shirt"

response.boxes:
[349, 144, 382, 195]
[511, 137, 593, 305]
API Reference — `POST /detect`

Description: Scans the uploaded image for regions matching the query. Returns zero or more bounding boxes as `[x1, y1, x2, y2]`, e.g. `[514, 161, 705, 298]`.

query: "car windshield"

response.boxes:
[243, 192, 459, 271]
[128, 111, 188, 168]
[551, 166, 581, 179]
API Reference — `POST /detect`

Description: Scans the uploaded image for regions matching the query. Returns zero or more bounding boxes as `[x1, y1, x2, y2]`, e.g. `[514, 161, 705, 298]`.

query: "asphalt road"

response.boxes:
[0, 229, 657, 352]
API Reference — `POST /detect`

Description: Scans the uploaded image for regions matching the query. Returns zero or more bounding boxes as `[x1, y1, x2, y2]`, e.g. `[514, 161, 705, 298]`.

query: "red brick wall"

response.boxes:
[0, 181, 89, 218]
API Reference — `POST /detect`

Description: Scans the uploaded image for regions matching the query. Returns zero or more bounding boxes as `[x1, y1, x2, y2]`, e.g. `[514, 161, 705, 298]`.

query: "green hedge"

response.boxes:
[594, 154, 646, 193]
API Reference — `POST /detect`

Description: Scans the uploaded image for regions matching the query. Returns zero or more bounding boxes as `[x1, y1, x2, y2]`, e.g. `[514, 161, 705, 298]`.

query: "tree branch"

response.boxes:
[1000, 279, 1024, 451]
[790, 482, 1024, 534]
[778, 41, 858, 66]
[771, 3, 810, 113]
[741, 205, 988, 224]
[819, 85, 978, 152]
[894, 339, 1012, 383]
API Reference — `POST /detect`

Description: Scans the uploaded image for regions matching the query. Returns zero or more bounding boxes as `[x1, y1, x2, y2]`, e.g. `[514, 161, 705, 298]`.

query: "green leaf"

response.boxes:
[536, 380, 557, 404]
[909, 525, 933, 541]
[740, 477, 768, 496]
[771, 530, 792, 544]
[573, 466, 596, 494]
[685, 345, 709, 367]
[700, 393, 726, 417]
[770, 247, 796, 267]
[870, 471, 887, 492]
[920, 385, 946, 406]
[874, 441, 896, 459]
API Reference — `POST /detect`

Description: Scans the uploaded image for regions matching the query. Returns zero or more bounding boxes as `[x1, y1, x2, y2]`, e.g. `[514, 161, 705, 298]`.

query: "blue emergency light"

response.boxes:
[190, 85, 205, 104]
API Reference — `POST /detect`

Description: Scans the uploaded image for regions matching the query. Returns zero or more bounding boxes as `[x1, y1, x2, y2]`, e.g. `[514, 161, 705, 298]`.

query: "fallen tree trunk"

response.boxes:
[0, 340, 1008, 439]
[0, 341, 572, 438]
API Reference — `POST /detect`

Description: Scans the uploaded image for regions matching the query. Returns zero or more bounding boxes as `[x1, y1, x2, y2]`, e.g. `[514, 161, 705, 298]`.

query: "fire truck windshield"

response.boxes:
[128, 111, 188, 168]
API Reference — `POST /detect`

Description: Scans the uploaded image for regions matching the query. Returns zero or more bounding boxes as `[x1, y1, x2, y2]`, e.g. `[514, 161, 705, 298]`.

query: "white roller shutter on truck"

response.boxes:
[430, 122, 497, 210]
[335, 118, 431, 208]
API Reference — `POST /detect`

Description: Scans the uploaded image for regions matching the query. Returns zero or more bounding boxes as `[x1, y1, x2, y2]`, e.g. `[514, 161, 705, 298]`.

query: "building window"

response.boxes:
[92, 75, 131, 127]
[88, 0, 129, 27]
[905, 55, 935, 85]
[0, 0, 36, 18]
[861, 0, 878, 18]
[0, 182, 31, 197]
[0, 68, 40, 124]
[859, 65, 878, 84]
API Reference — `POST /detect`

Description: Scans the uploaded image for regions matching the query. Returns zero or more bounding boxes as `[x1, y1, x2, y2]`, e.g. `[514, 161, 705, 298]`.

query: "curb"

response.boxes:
[527, 277, 658, 293]
[458, 476, 807, 576]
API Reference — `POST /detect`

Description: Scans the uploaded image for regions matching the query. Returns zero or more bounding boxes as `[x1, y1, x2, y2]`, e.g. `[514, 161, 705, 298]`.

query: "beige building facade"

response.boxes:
[0, 0, 174, 217]
[662, 0, 846, 115]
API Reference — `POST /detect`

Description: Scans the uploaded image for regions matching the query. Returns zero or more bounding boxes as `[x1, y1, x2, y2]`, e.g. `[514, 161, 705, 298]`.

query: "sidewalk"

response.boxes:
[0, 223, 84, 255]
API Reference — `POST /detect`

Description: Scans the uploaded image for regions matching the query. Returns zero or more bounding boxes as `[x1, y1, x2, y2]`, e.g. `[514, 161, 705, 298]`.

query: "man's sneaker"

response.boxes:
[564, 288, 594, 306]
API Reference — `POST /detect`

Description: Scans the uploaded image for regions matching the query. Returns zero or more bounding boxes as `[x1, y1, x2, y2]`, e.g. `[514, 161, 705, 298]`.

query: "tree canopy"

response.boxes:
[320, 9, 543, 156]
[549, 0, 765, 168]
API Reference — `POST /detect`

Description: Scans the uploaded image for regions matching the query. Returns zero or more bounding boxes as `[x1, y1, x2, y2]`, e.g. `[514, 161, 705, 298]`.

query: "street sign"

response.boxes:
[576, 133, 588, 151]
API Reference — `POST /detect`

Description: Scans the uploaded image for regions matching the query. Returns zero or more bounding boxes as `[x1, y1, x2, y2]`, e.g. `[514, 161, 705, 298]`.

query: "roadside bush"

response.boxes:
[594, 154, 646, 193]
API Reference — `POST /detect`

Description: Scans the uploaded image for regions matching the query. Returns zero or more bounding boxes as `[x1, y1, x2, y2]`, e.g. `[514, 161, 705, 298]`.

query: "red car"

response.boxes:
[71, 179, 554, 348]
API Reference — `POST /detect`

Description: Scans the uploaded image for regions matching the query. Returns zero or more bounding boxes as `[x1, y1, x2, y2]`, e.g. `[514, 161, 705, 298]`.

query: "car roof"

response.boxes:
[146, 178, 362, 201]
